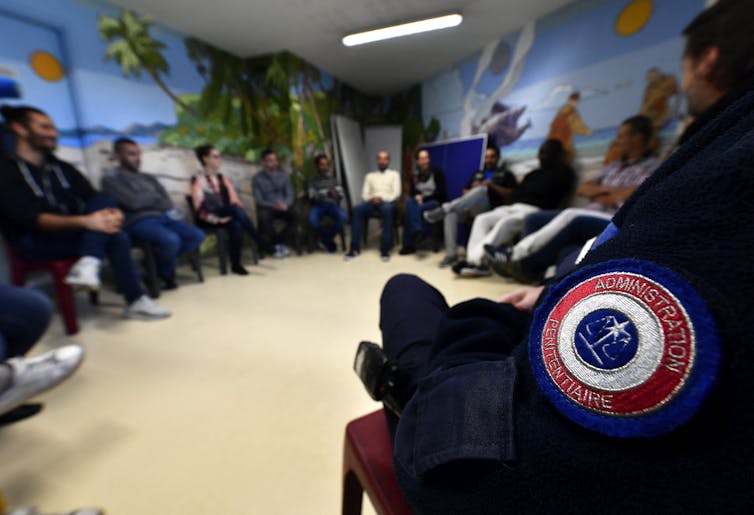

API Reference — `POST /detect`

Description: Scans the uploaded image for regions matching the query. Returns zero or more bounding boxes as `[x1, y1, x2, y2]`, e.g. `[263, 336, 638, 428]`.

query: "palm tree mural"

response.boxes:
[98, 10, 196, 115]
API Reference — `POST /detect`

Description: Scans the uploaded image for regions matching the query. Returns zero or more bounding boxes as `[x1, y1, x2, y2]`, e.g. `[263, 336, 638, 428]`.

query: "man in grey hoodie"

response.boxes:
[102, 138, 204, 289]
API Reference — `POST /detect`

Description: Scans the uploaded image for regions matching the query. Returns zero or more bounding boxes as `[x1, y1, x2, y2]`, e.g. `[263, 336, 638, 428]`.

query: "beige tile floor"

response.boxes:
[0, 244, 520, 514]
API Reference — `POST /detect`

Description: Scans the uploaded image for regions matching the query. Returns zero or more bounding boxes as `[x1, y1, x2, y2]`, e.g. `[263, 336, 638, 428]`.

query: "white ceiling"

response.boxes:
[111, 0, 574, 96]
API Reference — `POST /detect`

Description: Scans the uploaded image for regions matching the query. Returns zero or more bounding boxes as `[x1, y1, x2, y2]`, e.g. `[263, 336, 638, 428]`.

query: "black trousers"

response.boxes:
[257, 206, 299, 246]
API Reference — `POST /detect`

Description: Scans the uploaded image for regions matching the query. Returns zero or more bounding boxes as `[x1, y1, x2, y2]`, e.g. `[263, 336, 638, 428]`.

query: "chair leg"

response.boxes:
[192, 250, 205, 282]
[216, 230, 228, 275]
[249, 239, 259, 266]
[141, 243, 161, 299]
[51, 269, 79, 335]
[342, 470, 364, 515]
[295, 227, 303, 256]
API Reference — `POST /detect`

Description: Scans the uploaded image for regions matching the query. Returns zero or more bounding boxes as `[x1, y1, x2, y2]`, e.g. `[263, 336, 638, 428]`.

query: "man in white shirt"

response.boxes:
[345, 150, 401, 261]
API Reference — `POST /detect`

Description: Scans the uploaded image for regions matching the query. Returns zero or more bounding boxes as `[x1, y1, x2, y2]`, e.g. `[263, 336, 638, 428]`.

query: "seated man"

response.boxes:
[0, 284, 84, 419]
[423, 145, 516, 267]
[399, 149, 447, 255]
[367, 4, 754, 511]
[452, 139, 576, 277]
[102, 137, 205, 289]
[485, 115, 661, 282]
[345, 150, 401, 262]
[252, 149, 299, 259]
[307, 153, 346, 253]
[0, 105, 170, 320]
[193, 144, 270, 274]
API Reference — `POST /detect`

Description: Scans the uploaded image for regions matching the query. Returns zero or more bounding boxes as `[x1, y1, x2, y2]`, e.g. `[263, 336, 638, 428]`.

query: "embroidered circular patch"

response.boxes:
[530, 259, 720, 438]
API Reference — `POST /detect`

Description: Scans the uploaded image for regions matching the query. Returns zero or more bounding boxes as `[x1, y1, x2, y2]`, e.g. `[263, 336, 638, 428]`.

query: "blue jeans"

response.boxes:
[126, 215, 205, 279]
[12, 194, 145, 303]
[0, 285, 54, 360]
[309, 202, 347, 247]
[350, 202, 395, 254]
[402, 198, 439, 247]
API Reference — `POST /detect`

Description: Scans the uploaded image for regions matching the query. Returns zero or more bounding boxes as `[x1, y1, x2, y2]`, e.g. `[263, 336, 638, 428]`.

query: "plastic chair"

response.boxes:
[342, 410, 413, 515]
[7, 249, 98, 336]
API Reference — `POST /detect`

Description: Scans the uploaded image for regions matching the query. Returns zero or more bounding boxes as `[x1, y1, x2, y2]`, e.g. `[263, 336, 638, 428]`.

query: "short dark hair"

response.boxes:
[539, 139, 565, 165]
[113, 137, 137, 154]
[194, 144, 215, 166]
[683, 1, 754, 91]
[313, 153, 328, 166]
[621, 115, 654, 145]
[486, 144, 500, 158]
[0, 104, 47, 127]
[261, 148, 276, 160]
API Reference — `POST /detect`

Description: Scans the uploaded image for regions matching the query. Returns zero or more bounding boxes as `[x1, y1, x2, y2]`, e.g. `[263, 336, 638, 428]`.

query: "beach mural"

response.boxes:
[0, 0, 429, 211]
[422, 0, 706, 179]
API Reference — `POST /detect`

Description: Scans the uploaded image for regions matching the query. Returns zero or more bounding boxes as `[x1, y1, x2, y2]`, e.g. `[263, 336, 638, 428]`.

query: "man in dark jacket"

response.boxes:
[423, 145, 517, 267]
[399, 149, 447, 255]
[374, 2, 754, 512]
[452, 138, 575, 277]
[102, 138, 204, 289]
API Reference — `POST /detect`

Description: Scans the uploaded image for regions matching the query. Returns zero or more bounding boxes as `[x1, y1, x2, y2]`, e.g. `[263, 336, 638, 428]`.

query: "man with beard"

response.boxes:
[0, 105, 170, 320]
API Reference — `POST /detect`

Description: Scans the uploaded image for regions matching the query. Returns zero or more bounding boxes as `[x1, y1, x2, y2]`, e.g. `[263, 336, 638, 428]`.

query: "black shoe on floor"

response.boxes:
[0, 402, 43, 426]
[231, 265, 249, 275]
[398, 246, 416, 255]
[451, 260, 469, 275]
[161, 276, 179, 290]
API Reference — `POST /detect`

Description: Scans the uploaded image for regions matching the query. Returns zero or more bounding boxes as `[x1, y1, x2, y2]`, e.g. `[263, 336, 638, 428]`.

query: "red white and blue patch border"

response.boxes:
[530, 259, 720, 438]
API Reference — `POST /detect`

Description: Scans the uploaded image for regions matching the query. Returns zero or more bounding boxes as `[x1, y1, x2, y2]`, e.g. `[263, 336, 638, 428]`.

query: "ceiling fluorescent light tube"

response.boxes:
[342, 13, 463, 47]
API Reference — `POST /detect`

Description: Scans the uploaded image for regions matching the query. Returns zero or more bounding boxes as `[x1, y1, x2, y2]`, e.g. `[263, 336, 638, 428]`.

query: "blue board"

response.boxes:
[419, 135, 488, 200]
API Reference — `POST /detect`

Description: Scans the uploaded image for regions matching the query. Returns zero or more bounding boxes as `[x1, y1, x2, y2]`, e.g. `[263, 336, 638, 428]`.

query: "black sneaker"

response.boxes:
[344, 249, 360, 261]
[438, 255, 457, 268]
[460, 265, 492, 278]
[231, 265, 249, 275]
[423, 207, 446, 224]
[381, 252, 390, 262]
[451, 260, 469, 275]
[161, 276, 179, 290]
[398, 246, 416, 255]
[483, 244, 514, 277]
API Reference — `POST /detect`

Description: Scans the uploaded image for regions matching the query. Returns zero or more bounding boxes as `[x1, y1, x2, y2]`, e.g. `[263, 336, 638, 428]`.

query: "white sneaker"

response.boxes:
[0, 345, 85, 416]
[273, 245, 286, 259]
[64, 256, 101, 290]
[280, 245, 292, 257]
[124, 295, 171, 320]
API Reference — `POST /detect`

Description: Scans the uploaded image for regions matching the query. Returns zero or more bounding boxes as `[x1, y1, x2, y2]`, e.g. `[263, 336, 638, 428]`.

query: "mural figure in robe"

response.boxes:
[547, 91, 591, 164]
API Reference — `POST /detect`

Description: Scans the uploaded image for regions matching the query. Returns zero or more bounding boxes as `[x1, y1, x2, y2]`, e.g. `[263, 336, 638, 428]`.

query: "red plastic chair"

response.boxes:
[7, 249, 97, 335]
[343, 410, 413, 515]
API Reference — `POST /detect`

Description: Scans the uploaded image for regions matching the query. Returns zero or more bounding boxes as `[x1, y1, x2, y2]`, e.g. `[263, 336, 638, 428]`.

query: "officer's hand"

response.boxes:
[498, 285, 545, 314]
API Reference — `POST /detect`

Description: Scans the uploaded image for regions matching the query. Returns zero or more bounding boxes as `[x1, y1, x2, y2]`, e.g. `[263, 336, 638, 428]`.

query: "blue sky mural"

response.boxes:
[0, 0, 204, 143]
[423, 0, 706, 160]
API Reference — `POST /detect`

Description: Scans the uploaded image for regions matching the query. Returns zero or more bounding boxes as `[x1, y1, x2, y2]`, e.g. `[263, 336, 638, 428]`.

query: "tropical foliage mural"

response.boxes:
[96, 9, 435, 185]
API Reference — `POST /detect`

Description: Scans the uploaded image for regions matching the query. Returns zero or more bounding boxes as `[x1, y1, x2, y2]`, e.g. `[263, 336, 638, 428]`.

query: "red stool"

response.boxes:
[343, 410, 413, 515]
[7, 249, 98, 335]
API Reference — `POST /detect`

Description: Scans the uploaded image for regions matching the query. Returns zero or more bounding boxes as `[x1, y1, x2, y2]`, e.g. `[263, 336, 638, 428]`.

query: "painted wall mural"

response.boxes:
[422, 0, 706, 178]
[0, 0, 429, 214]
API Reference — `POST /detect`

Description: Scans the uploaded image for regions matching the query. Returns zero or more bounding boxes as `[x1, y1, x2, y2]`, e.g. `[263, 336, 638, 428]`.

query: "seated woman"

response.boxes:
[191, 145, 271, 275]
